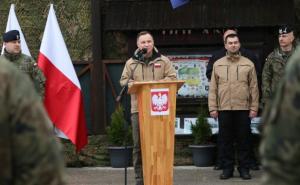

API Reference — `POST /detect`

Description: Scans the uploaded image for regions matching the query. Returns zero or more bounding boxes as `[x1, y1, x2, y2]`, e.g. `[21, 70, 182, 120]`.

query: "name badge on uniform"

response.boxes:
[154, 63, 161, 68]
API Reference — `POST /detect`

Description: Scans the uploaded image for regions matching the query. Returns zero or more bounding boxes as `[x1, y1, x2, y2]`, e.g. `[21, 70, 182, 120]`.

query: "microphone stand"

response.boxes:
[116, 53, 144, 185]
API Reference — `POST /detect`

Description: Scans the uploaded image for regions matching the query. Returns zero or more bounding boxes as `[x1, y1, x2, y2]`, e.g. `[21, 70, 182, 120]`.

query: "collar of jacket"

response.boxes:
[132, 47, 161, 63]
[226, 51, 241, 61]
[3, 49, 21, 62]
[277, 46, 295, 59]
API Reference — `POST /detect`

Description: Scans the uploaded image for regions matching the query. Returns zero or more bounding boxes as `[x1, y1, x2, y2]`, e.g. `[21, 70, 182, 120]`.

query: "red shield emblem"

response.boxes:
[150, 88, 169, 116]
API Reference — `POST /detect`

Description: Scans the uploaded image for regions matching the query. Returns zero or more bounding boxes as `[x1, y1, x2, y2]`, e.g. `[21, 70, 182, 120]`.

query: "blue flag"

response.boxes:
[170, 0, 190, 9]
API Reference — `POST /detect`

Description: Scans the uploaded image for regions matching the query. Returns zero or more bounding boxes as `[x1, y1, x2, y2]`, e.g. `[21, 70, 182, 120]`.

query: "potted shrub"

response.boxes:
[106, 105, 133, 168]
[189, 110, 216, 167]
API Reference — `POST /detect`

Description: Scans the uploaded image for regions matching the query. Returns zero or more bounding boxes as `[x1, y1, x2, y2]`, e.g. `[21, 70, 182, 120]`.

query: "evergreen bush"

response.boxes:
[106, 105, 133, 146]
[191, 110, 212, 145]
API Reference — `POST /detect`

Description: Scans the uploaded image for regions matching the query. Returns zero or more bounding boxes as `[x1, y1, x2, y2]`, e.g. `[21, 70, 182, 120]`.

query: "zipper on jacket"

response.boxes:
[227, 66, 228, 81]
[142, 65, 144, 80]
[237, 66, 239, 80]
[152, 64, 155, 80]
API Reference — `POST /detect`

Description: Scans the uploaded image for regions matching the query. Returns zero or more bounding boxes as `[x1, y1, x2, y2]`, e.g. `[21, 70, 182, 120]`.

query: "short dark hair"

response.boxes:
[223, 27, 238, 33]
[224, 33, 239, 43]
[136, 31, 153, 41]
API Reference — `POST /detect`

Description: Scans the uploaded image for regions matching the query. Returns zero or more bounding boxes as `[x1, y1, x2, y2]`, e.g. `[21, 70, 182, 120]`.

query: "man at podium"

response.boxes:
[120, 31, 177, 185]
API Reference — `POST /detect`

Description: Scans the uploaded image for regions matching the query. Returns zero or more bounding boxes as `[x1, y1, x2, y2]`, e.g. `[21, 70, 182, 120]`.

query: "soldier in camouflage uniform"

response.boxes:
[261, 25, 296, 106]
[0, 59, 65, 184]
[0, 30, 45, 98]
[260, 44, 300, 185]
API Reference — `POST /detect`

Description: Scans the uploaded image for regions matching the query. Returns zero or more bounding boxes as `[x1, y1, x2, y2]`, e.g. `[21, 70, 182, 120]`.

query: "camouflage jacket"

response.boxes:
[261, 47, 295, 105]
[0, 50, 46, 99]
[0, 60, 65, 185]
[260, 45, 300, 185]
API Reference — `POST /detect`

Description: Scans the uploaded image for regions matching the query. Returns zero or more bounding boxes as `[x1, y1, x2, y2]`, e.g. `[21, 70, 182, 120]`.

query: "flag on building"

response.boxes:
[38, 4, 88, 151]
[1, 4, 31, 56]
[170, 0, 190, 9]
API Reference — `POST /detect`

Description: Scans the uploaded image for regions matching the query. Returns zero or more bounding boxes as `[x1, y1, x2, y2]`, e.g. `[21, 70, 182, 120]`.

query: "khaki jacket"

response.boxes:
[208, 54, 259, 112]
[120, 49, 177, 113]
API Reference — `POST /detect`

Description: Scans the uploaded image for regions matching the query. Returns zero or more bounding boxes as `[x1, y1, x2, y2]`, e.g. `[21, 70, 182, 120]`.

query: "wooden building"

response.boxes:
[90, 0, 295, 134]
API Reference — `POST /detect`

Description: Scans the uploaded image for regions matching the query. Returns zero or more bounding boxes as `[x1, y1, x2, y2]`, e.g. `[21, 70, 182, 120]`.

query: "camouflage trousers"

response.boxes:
[131, 113, 144, 185]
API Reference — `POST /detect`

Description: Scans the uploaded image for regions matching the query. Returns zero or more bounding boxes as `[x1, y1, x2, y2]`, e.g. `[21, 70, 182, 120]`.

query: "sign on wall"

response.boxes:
[168, 55, 211, 98]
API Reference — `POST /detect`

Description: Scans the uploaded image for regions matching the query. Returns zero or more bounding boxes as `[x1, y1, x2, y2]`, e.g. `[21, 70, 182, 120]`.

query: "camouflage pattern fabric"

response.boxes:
[0, 50, 46, 99]
[0, 60, 65, 185]
[260, 45, 300, 185]
[261, 47, 295, 105]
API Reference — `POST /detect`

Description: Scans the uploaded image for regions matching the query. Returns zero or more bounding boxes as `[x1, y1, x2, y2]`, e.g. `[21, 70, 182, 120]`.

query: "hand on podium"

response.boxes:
[128, 80, 134, 88]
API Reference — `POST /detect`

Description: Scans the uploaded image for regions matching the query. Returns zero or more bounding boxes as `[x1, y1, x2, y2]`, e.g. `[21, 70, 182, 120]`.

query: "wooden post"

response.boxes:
[91, 0, 105, 134]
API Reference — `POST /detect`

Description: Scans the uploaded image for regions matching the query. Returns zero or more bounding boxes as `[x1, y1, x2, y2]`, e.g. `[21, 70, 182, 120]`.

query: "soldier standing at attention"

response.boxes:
[260, 45, 300, 185]
[262, 25, 296, 106]
[0, 59, 65, 184]
[0, 30, 46, 98]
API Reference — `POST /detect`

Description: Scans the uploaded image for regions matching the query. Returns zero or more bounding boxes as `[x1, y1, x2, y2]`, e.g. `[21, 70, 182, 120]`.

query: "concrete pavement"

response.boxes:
[66, 166, 263, 185]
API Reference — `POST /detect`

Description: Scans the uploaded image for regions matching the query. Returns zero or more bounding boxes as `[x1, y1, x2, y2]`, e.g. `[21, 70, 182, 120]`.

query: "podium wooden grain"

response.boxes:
[128, 80, 184, 185]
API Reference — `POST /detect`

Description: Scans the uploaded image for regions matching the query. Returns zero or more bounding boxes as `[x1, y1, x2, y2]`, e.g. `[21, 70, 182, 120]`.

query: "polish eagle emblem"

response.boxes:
[151, 92, 168, 111]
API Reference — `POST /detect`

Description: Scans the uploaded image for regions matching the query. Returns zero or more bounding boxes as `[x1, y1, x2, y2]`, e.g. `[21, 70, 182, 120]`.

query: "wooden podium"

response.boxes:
[128, 80, 184, 185]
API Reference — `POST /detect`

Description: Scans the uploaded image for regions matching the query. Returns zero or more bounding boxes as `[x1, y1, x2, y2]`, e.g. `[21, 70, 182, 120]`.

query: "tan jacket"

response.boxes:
[208, 54, 259, 112]
[120, 49, 177, 113]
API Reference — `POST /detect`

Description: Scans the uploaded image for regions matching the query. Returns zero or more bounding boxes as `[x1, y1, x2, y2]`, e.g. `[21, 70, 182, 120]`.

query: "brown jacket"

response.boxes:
[120, 48, 177, 113]
[208, 54, 259, 112]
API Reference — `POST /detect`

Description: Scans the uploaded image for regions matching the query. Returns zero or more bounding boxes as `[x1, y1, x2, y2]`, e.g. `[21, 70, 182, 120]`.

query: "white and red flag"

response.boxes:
[38, 4, 88, 151]
[1, 4, 31, 56]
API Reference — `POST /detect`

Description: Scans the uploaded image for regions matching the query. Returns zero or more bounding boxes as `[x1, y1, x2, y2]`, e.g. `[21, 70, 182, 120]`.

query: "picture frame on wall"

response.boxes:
[168, 55, 211, 98]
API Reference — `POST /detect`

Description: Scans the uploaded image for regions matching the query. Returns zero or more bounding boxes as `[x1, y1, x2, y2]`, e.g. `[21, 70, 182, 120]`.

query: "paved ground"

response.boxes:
[66, 166, 263, 185]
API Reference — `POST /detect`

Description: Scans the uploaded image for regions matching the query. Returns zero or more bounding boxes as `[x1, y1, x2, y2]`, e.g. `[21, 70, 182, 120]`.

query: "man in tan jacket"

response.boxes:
[209, 34, 259, 180]
[120, 31, 177, 185]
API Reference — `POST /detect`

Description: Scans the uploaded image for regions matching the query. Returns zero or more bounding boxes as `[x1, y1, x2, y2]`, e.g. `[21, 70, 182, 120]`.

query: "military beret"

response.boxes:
[278, 25, 294, 35]
[3, 30, 20, 42]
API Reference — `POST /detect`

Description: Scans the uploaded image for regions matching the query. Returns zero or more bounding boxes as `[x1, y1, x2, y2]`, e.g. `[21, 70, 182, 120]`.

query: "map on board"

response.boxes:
[168, 55, 210, 98]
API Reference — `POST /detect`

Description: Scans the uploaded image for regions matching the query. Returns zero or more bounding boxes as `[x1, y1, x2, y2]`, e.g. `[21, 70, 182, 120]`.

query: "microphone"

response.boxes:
[135, 48, 147, 60]
[139, 48, 148, 55]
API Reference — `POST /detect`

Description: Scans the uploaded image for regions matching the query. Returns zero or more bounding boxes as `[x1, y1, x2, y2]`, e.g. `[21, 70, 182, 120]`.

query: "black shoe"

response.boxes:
[249, 164, 260, 171]
[238, 169, 252, 180]
[214, 165, 223, 170]
[220, 170, 233, 180]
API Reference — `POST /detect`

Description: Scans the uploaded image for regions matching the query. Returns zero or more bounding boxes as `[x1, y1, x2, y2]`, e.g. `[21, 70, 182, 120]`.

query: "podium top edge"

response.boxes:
[132, 80, 185, 86]
[128, 80, 185, 94]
